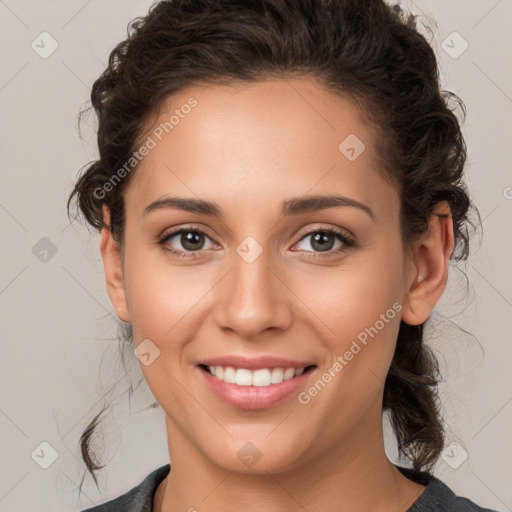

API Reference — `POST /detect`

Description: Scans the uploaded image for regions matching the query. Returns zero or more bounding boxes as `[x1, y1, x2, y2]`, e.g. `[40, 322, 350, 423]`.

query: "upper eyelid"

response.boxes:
[162, 227, 217, 248]
[161, 225, 353, 249]
[295, 225, 353, 242]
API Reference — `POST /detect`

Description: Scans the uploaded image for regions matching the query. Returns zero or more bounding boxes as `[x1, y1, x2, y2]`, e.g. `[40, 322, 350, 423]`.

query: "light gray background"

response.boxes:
[0, 0, 511, 511]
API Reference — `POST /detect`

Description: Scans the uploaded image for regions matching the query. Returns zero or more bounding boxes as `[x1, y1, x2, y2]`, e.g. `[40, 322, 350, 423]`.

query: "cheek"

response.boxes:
[293, 241, 405, 401]
[124, 256, 209, 342]
[121, 249, 209, 408]
[296, 240, 405, 343]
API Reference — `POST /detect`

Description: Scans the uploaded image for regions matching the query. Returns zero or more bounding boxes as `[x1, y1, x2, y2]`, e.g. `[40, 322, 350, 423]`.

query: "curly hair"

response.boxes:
[67, 0, 475, 487]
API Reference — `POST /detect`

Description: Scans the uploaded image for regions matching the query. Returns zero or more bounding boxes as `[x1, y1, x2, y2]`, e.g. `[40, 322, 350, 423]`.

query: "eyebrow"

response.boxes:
[143, 194, 374, 220]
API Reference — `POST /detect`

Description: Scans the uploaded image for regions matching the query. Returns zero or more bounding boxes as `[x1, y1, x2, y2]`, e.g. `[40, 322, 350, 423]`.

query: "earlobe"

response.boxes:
[100, 205, 130, 322]
[401, 201, 454, 325]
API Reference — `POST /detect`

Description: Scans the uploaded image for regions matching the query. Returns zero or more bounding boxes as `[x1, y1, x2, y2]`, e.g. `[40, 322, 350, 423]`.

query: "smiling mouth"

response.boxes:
[198, 364, 317, 386]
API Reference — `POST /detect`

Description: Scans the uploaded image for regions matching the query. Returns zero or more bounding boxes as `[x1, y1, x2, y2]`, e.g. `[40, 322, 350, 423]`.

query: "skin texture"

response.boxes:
[100, 78, 454, 512]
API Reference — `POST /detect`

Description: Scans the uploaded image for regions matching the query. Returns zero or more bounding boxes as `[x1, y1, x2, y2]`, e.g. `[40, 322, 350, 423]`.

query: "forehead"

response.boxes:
[125, 78, 397, 219]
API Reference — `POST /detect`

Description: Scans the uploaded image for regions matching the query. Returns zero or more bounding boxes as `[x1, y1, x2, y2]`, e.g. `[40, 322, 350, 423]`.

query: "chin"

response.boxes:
[204, 437, 310, 475]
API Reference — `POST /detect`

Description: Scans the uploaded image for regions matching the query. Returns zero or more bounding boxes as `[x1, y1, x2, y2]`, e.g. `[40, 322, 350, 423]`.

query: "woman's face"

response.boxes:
[107, 78, 419, 473]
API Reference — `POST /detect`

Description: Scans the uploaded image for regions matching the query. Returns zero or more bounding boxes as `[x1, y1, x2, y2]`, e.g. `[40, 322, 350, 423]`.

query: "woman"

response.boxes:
[68, 0, 498, 510]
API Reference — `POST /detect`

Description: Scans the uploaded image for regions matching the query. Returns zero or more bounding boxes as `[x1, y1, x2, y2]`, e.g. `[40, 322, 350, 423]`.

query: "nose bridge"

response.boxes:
[214, 240, 291, 337]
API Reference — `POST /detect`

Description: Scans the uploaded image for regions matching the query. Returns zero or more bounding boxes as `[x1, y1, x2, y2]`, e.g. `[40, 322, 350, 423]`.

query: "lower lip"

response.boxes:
[198, 366, 316, 410]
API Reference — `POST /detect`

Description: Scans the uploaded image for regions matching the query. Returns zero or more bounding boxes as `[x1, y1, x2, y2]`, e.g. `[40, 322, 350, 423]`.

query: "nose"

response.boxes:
[213, 246, 293, 340]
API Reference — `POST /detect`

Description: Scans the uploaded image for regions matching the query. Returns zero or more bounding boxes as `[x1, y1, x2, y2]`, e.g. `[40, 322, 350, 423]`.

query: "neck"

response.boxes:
[155, 407, 425, 512]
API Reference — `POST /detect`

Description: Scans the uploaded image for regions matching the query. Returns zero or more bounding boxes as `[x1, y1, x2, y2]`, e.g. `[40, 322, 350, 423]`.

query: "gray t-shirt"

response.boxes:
[79, 463, 499, 512]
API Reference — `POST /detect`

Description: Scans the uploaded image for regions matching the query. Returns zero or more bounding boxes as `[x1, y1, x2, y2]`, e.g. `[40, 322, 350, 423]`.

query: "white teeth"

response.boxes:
[205, 365, 309, 386]
[283, 368, 295, 380]
[252, 369, 271, 387]
[270, 368, 284, 384]
[223, 366, 236, 383]
[235, 368, 253, 386]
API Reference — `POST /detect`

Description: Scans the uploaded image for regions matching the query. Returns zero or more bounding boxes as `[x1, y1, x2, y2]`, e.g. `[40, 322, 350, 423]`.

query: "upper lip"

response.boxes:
[198, 355, 316, 370]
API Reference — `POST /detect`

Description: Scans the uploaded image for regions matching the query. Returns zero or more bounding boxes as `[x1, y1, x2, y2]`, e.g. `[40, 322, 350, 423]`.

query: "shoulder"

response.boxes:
[77, 464, 170, 512]
[396, 466, 500, 512]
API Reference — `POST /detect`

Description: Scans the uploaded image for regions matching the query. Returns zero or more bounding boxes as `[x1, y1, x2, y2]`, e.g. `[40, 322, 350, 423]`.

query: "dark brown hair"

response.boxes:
[68, 0, 476, 488]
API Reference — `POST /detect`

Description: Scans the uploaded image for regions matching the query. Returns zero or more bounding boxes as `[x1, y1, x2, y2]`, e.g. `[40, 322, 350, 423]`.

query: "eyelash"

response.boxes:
[157, 225, 356, 259]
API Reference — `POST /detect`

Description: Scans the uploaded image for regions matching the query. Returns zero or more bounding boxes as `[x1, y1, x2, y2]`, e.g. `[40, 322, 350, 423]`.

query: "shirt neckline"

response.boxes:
[143, 463, 441, 511]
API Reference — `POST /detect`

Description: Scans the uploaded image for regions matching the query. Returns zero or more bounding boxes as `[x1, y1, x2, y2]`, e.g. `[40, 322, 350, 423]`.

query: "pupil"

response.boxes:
[311, 232, 334, 252]
[182, 231, 203, 251]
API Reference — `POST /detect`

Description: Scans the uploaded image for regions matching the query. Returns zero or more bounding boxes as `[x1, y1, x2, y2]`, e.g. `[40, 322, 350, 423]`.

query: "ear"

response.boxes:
[100, 205, 130, 322]
[401, 201, 455, 325]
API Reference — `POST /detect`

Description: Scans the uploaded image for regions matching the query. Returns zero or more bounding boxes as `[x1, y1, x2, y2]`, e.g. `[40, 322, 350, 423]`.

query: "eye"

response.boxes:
[292, 228, 355, 256]
[157, 225, 356, 259]
[158, 226, 217, 257]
